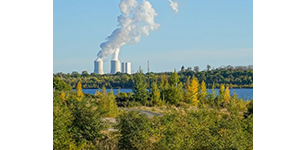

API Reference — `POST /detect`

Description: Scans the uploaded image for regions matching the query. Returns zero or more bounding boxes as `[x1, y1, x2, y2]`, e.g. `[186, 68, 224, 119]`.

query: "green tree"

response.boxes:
[117, 111, 153, 150]
[169, 69, 179, 86]
[53, 77, 72, 91]
[69, 97, 107, 147]
[193, 66, 199, 72]
[105, 90, 119, 117]
[81, 70, 89, 77]
[151, 81, 163, 106]
[53, 92, 75, 149]
[132, 69, 149, 104]
[72, 71, 81, 78]
[207, 65, 211, 71]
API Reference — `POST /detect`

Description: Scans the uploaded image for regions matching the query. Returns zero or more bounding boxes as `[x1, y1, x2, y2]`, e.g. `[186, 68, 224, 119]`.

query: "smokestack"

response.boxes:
[110, 60, 121, 74]
[126, 62, 131, 74]
[124, 62, 127, 73]
[94, 58, 104, 75]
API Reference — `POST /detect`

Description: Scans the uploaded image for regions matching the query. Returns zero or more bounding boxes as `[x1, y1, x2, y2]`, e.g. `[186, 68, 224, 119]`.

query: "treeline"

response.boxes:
[53, 65, 253, 89]
[53, 73, 253, 149]
[117, 69, 252, 107]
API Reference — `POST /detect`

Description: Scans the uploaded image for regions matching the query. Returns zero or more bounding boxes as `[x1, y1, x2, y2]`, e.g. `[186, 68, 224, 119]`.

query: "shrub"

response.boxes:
[53, 77, 72, 91]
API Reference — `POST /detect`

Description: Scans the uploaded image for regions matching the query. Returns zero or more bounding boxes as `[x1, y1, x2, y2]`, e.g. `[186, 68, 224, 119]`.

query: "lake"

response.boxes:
[74, 88, 253, 101]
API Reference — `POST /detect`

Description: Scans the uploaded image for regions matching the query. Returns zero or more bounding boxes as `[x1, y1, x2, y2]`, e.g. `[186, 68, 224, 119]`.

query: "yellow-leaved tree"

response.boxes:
[186, 76, 199, 106]
[76, 81, 84, 101]
[60, 92, 66, 100]
[224, 87, 231, 103]
[219, 84, 225, 101]
[198, 80, 207, 103]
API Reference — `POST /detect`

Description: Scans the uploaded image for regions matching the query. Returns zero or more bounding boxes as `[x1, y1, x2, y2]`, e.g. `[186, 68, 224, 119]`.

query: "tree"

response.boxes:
[193, 66, 199, 73]
[207, 65, 211, 71]
[185, 76, 191, 89]
[160, 74, 169, 89]
[53, 77, 72, 91]
[72, 71, 81, 78]
[105, 90, 119, 117]
[53, 93, 74, 149]
[186, 67, 192, 72]
[181, 66, 185, 72]
[69, 98, 107, 147]
[219, 84, 225, 101]
[186, 76, 199, 106]
[198, 80, 207, 104]
[224, 86, 231, 103]
[151, 81, 163, 106]
[82, 70, 89, 77]
[76, 81, 84, 101]
[132, 69, 149, 104]
[169, 69, 179, 86]
[60, 92, 66, 100]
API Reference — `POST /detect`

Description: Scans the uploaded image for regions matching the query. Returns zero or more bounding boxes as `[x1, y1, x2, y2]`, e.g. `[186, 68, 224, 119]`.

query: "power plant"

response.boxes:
[125, 62, 131, 74]
[121, 62, 126, 73]
[93, 59, 131, 75]
[94, 0, 169, 75]
[94, 58, 103, 75]
[110, 60, 121, 74]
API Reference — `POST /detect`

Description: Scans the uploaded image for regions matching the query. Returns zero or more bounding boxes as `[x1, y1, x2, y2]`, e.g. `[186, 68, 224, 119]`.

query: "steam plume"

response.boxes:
[169, 0, 179, 14]
[97, 0, 160, 60]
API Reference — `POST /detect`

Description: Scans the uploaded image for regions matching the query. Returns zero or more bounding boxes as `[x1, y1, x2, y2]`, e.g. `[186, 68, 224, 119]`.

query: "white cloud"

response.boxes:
[169, 0, 179, 14]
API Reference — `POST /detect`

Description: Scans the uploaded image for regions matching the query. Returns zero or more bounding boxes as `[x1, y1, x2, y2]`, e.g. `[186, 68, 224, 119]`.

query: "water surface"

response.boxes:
[74, 88, 253, 101]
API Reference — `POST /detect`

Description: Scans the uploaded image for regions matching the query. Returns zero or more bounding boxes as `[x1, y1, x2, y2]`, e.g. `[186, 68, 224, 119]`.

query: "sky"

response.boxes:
[53, 0, 253, 74]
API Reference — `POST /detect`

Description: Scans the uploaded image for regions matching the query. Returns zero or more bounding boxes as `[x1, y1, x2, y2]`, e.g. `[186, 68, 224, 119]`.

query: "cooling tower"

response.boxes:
[94, 58, 104, 75]
[124, 62, 127, 73]
[121, 62, 126, 73]
[110, 60, 121, 74]
[126, 62, 131, 74]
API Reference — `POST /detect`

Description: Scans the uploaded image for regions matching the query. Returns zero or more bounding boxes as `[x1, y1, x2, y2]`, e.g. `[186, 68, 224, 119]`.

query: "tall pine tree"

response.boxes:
[132, 69, 149, 104]
[169, 69, 179, 86]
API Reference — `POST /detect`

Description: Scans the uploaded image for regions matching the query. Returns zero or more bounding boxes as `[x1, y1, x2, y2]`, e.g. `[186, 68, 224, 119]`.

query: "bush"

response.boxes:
[53, 90, 120, 149]
[53, 77, 72, 91]
[68, 97, 108, 146]
[117, 92, 128, 98]
[127, 101, 142, 107]
[116, 111, 154, 150]
[117, 109, 253, 150]
[53, 92, 75, 149]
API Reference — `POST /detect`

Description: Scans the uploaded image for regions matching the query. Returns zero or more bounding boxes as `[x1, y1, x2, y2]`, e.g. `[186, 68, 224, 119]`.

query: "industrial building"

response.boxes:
[94, 58, 131, 74]
[121, 62, 126, 73]
[120, 62, 131, 74]
[110, 60, 121, 74]
[94, 58, 103, 75]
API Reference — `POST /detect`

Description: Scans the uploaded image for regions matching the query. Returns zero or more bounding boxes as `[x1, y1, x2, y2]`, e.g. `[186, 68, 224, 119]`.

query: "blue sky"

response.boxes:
[53, 0, 253, 74]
